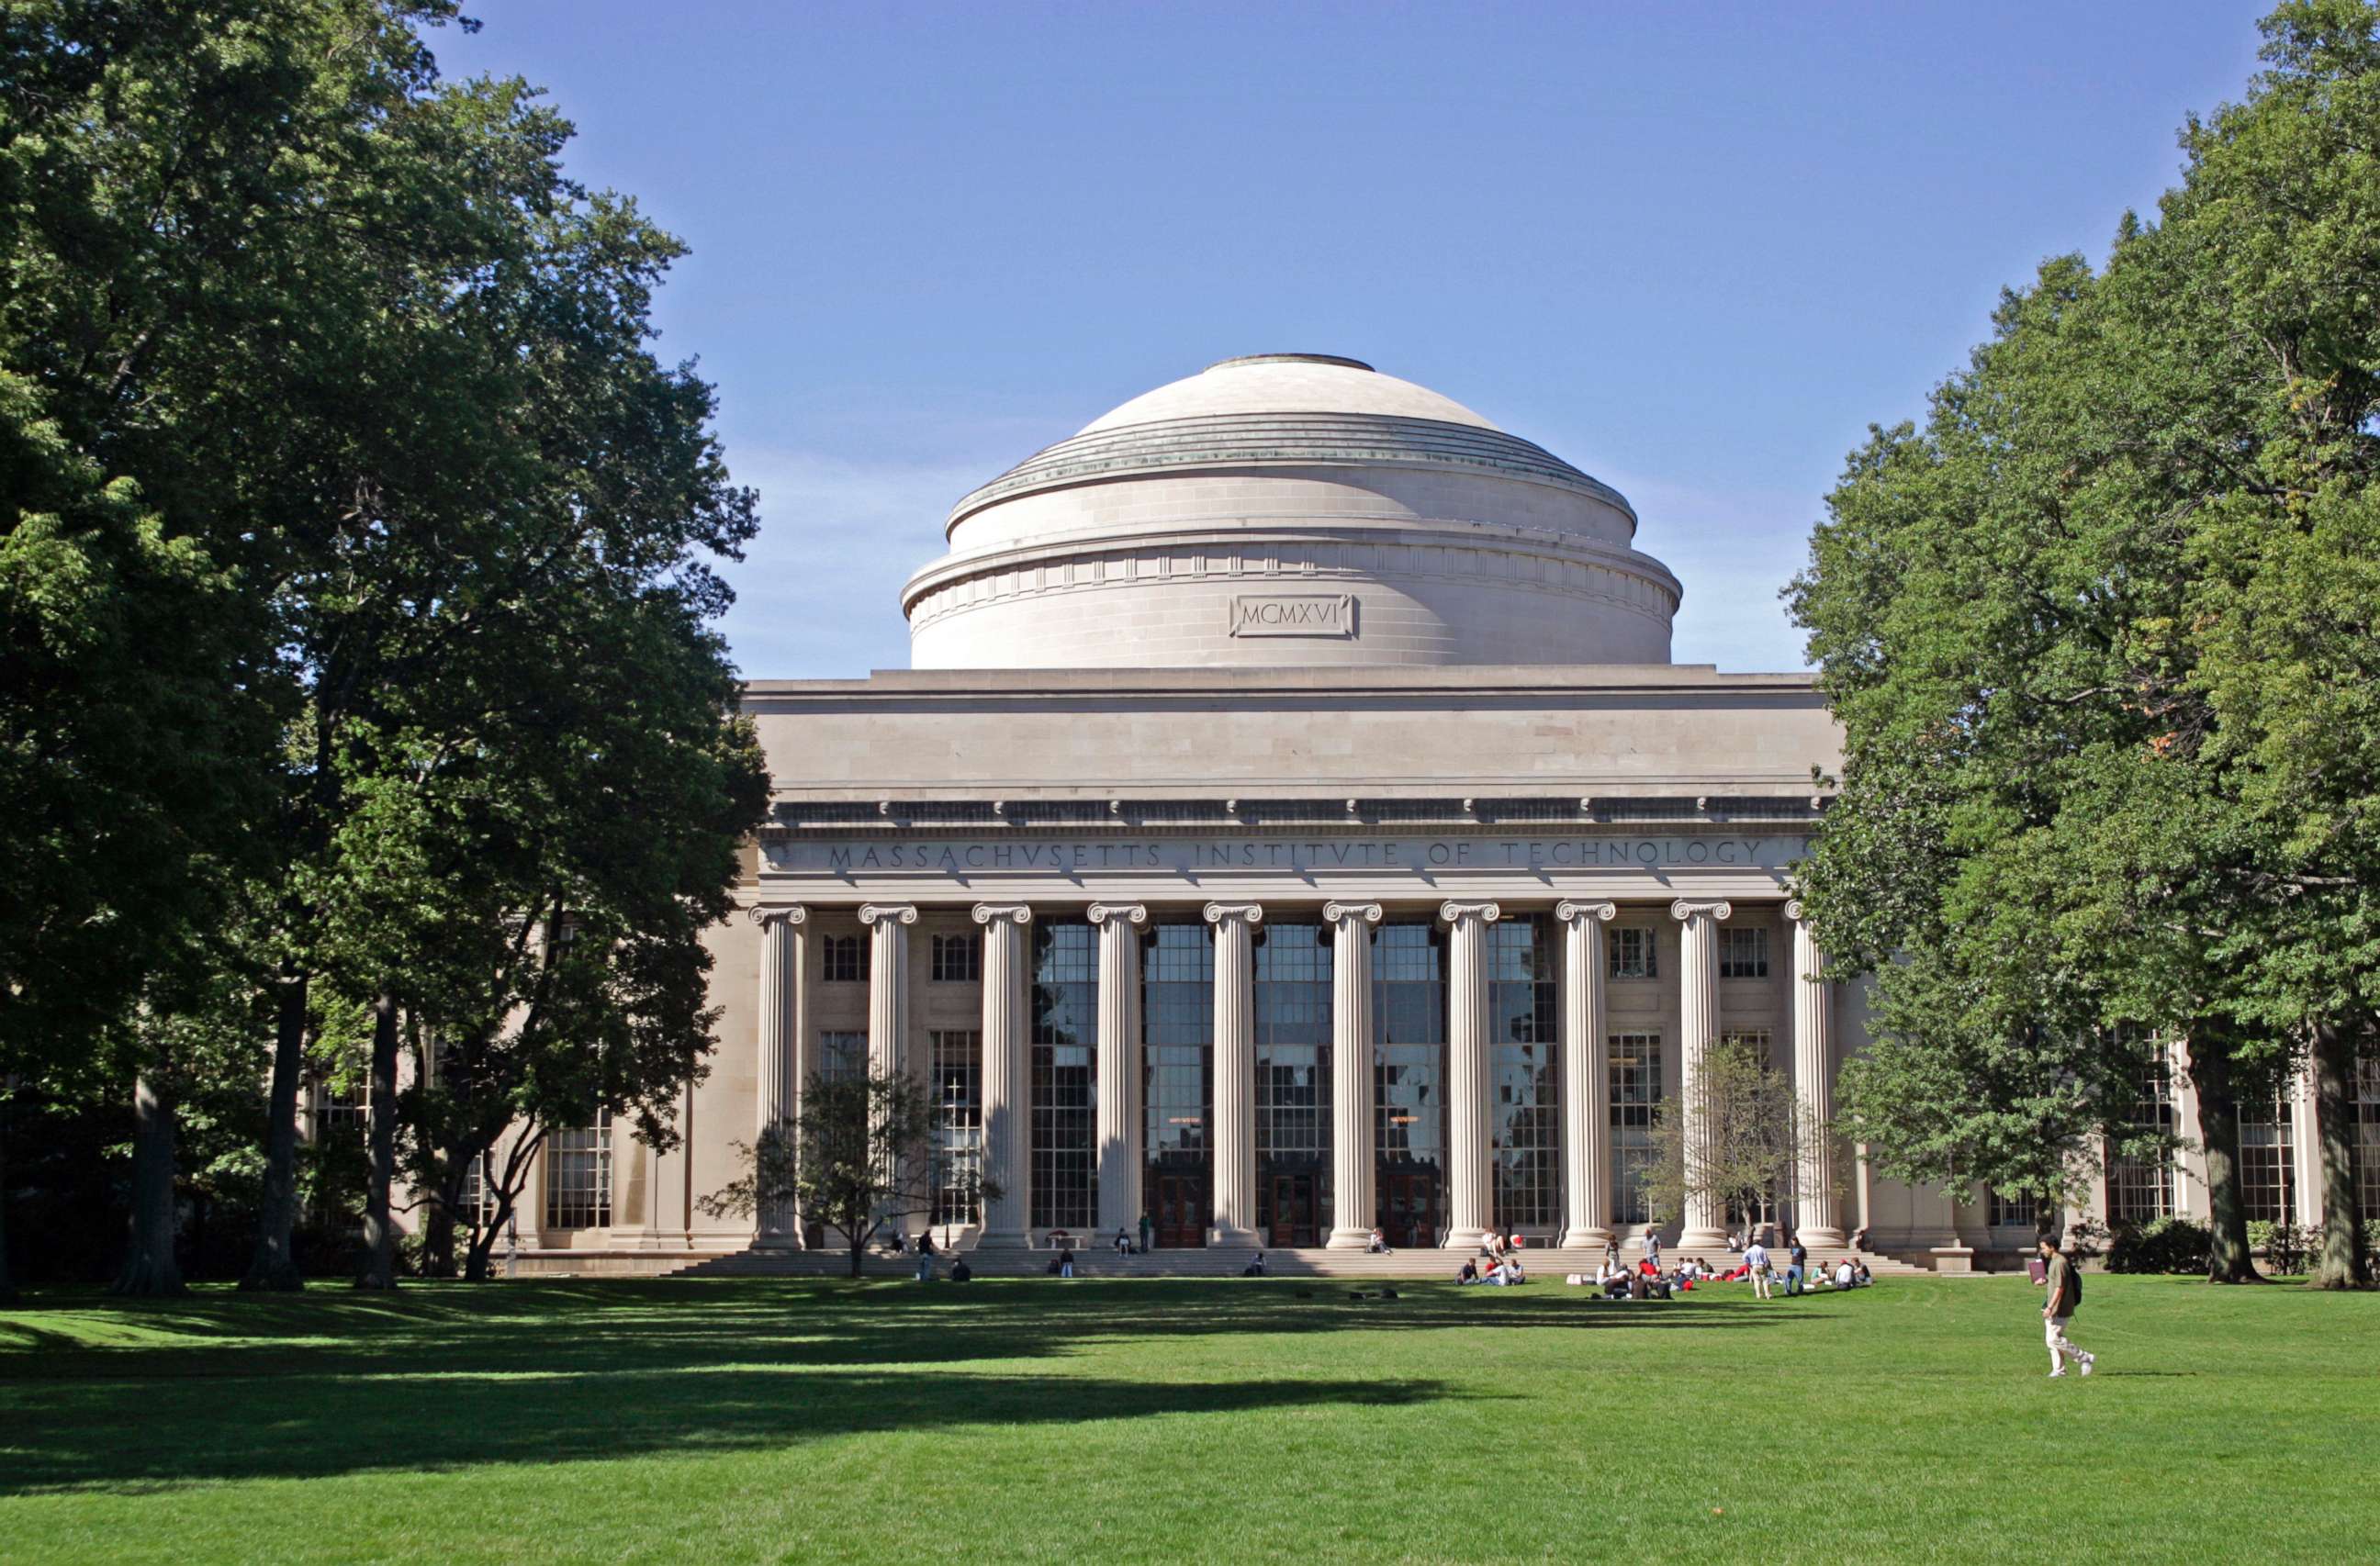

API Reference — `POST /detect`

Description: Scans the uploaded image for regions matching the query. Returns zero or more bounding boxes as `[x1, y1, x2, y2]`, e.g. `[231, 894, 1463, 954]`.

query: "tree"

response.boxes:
[1791, 2, 2380, 1285]
[702, 1070, 998, 1281]
[1642, 1037, 1833, 1240]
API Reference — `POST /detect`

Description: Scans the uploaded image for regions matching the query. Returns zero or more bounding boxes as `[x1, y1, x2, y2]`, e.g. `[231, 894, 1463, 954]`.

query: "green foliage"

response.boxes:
[1789, 2, 2380, 1276]
[1641, 1035, 1826, 1231]
[2105, 1217, 2215, 1275]
[2246, 1220, 2316, 1276]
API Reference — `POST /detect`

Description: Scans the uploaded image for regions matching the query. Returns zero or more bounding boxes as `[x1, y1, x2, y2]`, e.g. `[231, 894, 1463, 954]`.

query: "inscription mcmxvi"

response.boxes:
[1229, 592, 1355, 638]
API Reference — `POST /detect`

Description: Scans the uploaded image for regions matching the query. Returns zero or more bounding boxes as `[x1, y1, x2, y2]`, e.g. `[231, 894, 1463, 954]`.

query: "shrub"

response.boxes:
[2248, 1221, 2312, 1276]
[2105, 1216, 2211, 1274]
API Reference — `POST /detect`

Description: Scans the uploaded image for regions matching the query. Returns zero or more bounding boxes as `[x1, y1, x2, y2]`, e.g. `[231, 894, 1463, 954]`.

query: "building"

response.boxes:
[472, 353, 2372, 1271]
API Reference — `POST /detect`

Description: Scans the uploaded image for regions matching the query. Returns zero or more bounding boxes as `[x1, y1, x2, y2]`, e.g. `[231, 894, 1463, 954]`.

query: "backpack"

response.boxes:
[2066, 1259, 2082, 1306]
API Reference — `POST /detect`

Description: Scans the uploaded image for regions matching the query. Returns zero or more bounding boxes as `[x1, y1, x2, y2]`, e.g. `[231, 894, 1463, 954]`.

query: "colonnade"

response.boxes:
[748, 895, 1840, 1250]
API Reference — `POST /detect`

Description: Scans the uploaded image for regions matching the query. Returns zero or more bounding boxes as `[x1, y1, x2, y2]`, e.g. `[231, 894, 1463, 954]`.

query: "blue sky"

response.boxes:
[438, 2, 2270, 677]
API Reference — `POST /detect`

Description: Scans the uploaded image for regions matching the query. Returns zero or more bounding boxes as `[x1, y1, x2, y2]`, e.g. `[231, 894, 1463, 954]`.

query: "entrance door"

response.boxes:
[1378, 1169, 1441, 1249]
[1269, 1172, 1319, 1247]
[1152, 1172, 1209, 1247]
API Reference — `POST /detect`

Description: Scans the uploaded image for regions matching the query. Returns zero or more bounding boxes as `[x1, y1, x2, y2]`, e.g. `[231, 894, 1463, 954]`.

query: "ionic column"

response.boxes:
[1671, 899, 1733, 1248]
[1089, 902, 1147, 1236]
[1556, 900, 1616, 1248]
[1324, 901, 1382, 1248]
[973, 903, 1033, 1247]
[1442, 900, 1500, 1250]
[1786, 900, 1845, 1246]
[1205, 902, 1263, 1243]
[858, 904, 917, 1078]
[750, 904, 807, 1247]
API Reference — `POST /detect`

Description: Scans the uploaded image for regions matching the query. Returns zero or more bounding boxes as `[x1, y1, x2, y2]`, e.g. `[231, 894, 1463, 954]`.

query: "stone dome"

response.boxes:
[903, 354, 1682, 669]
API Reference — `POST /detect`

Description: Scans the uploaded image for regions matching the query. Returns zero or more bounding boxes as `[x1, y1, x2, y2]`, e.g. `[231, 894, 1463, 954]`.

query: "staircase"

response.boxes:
[668, 1241, 1935, 1281]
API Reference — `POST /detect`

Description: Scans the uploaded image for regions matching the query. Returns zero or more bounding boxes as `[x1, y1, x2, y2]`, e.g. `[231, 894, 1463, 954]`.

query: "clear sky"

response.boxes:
[436, 2, 2271, 678]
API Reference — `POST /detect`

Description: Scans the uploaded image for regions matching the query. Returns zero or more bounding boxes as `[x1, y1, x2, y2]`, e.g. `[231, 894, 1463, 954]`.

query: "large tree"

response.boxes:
[1791, 0, 2380, 1286]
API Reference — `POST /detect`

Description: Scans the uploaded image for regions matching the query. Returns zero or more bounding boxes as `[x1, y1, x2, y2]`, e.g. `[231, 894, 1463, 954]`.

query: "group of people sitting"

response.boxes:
[1455, 1229, 1531, 1285]
[1562, 1238, 1877, 1299]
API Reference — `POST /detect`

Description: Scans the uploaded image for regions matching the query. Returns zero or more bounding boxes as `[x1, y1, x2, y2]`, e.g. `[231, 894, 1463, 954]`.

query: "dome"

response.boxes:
[902, 355, 1682, 671]
[1078, 354, 1498, 433]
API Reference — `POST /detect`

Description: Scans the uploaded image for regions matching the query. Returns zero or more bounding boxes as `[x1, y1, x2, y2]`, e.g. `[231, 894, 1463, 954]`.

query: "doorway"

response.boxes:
[1377, 1169, 1441, 1249]
[1266, 1171, 1322, 1247]
[1151, 1171, 1209, 1247]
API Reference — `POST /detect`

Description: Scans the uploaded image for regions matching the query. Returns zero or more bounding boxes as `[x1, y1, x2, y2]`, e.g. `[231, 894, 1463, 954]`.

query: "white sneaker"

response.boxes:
[2079, 1355, 2094, 1377]
[2047, 1370, 2067, 1378]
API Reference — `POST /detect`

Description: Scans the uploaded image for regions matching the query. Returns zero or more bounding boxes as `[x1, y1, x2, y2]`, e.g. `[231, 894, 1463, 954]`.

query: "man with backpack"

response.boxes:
[2037, 1235, 2096, 1379]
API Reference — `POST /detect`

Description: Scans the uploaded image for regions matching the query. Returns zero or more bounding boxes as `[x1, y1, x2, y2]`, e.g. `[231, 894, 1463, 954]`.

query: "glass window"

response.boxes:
[821, 934, 867, 984]
[545, 1109, 612, 1229]
[2108, 1055, 2177, 1225]
[1489, 917, 1559, 1232]
[817, 1030, 865, 1083]
[1987, 1190, 2039, 1232]
[930, 931, 982, 984]
[1610, 926, 1659, 980]
[1611, 1034, 1661, 1225]
[1719, 926, 1769, 979]
[1374, 922, 1445, 1243]
[1254, 922, 1331, 1242]
[1030, 920, 1097, 1231]
[2240, 1091, 2296, 1226]
[930, 1029, 982, 1225]
[2356, 1057, 2380, 1226]
[313, 1079, 369, 1141]
[1142, 925, 1214, 1216]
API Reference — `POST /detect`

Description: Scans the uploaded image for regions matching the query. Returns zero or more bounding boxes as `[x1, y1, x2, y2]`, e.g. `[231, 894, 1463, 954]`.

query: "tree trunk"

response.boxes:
[241, 972, 309, 1291]
[356, 993, 400, 1290]
[422, 1184, 456, 1280]
[2308, 1021, 2371, 1290]
[850, 1228, 865, 1280]
[2192, 1041, 2264, 1284]
[112, 1074, 184, 1295]
[0, 1093, 16, 1307]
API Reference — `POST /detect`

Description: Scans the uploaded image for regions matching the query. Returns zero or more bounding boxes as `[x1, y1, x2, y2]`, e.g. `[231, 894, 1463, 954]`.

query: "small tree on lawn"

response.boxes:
[1643, 1036, 1834, 1240]
[702, 1069, 997, 1280]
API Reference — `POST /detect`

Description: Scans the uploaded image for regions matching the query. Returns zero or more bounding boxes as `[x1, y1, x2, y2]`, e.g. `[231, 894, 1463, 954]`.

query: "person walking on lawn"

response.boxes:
[2038, 1236, 2096, 1379]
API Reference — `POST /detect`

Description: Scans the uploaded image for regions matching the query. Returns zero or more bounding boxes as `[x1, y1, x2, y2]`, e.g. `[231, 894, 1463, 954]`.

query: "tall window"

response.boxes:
[458, 1149, 496, 1228]
[930, 1029, 982, 1225]
[545, 1109, 612, 1229]
[1609, 927, 1659, 980]
[1611, 1034, 1661, 1225]
[2240, 1091, 2296, 1225]
[930, 932, 981, 984]
[2356, 1058, 2380, 1225]
[1489, 916, 1560, 1232]
[2108, 1056, 2177, 1225]
[1142, 923, 1214, 1237]
[1254, 922, 1331, 1242]
[821, 934, 867, 983]
[1987, 1190, 2039, 1232]
[817, 1030, 865, 1083]
[1030, 921, 1097, 1231]
[314, 1079, 369, 1141]
[1374, 922, 1446, 1242]
[1719, 926, 1769, 979]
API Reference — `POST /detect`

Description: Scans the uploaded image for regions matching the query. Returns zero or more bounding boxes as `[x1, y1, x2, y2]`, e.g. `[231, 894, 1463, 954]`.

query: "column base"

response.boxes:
[1929, 1245, 1976, 1274]
[974, 1229, 1032, 1249]
[1677, 1226, 1730, 1251]
[1325, 1226, 1375, 1250]
[1444, 1226, 1490, 1252]
[751, 1233, 803, 1253]
[1797, 1226, 1847, 1248]
[1561, 1225, 1615, 1250]
[1208, 1225, 1259, 1247]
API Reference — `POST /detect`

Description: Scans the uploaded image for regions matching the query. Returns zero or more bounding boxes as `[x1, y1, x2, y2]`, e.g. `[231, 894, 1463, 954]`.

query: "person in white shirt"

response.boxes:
[1835, 1258, 1856, 1289]
[1743, 1237, 1773, 1298]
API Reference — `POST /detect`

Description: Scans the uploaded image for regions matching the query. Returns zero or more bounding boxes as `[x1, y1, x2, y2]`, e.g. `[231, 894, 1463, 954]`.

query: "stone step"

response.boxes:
[668, 1243, 1934, 1281]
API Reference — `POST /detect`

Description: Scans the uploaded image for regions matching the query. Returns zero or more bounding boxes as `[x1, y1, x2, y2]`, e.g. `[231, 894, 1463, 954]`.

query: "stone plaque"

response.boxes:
[1229, 592, 1355, 638]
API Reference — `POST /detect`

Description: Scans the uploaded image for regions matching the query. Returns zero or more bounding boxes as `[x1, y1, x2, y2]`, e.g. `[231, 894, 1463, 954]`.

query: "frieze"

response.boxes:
[766, 833, 1807, 878]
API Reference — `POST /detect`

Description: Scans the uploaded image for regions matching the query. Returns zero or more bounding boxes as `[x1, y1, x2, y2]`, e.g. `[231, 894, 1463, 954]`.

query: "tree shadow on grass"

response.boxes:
[0, 1280, 1811, 1495]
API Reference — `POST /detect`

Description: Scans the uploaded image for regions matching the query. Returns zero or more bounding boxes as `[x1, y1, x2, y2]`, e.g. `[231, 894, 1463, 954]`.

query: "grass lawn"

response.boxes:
[1, 1273, 2373, 1563]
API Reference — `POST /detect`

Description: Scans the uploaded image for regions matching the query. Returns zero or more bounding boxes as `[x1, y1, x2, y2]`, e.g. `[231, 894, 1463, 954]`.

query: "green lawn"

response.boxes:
[1, 1273, 2372, 1563]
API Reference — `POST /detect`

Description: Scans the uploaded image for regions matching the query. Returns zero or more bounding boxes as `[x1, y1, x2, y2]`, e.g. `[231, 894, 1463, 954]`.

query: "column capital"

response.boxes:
[1201, 901, 1263, 926]
[1323, 900, 1383, 925]
[858, 902, 918, 926]
[748, 903, 808, 928]
[1438, 900, 1501, 926]
[1783, 899, 1808, 923]
[1668, 899, 1733, 923]
[1555, 899, 1618, 925]
[971, 903, 1034, 926]
[1086, 901, 1147, 927]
